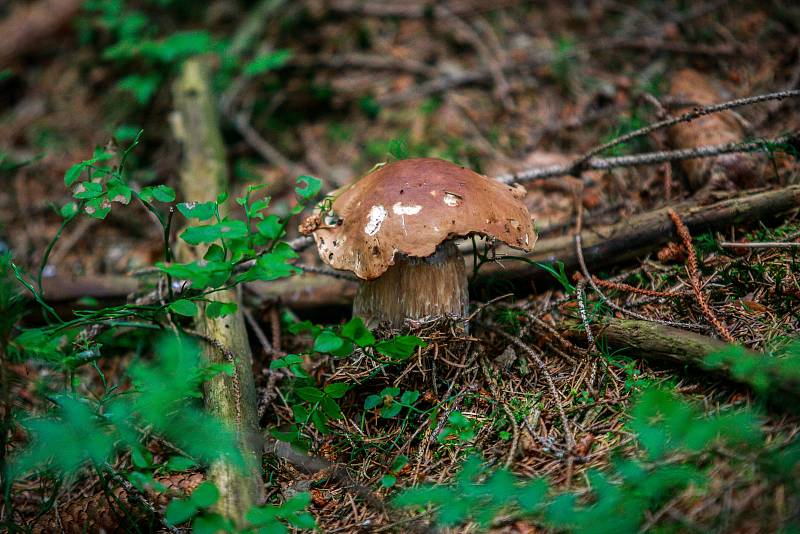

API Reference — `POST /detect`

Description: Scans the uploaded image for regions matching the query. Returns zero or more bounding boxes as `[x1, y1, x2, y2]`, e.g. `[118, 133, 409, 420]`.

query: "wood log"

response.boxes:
[36, 185, 800, 313]
[477, 185, 800, 288]
[171, 59, 263, 525]
[596, 318, 798, 397]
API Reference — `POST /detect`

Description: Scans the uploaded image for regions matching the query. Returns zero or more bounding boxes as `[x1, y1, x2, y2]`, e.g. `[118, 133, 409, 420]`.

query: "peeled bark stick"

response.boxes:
[0, 0, 82, 68]
[667, 69, 764, 192]
[171, 59, 263, 524]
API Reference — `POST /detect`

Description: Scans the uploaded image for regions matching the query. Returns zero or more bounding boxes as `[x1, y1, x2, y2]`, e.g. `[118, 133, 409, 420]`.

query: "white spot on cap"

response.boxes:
[392, 202, 422, 215]
[443, 192, 462, 207]
[364, 205, 387, 236]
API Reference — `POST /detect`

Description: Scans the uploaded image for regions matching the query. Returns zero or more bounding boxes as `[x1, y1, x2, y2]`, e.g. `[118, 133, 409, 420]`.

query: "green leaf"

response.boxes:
[310, 409, 329, 434]
[60, 202, 79, 219]
[380, 387, 401, 398]
[243, 49, 293, 77]
[313, 330, 344, 353]
[381, 474, 397, 488]
[257, 215, 284, 240]
[64, 163, 86, 187]
[288, 511, 317, 530]
[165, 498, 197, 525]
[375, 336, 427, 360]
[389, 137, 409, 160]
[206, 301, 238, 318]
[191, 481, 221, 508]
[166, 455, 197, 471]
[320, 396, 344, 420]
[390, 455, 409, 473]
[106, 179, 133, 204]
[364, 395, 382, 410]
[276, 354, 304, 368]
[192, 512, 232, 534]
[117, 74, 161, 104]
[238, 242, 300, 282]
[324, 382, 350, 399]
[157, 261, 232, 290]
[287, 320, 321, 336]
[246, 504, 279, 525]
[381, 403, 403, 418]
[178, 201, 217, 221]
[295, 175, 321, 202]
[113, 124, 142, 142]
[131, 447, 153, 469]
[295, 386, 324, 403]
[84, 197, 111, 219]
[400, 390, 420, 405]
[204, 244, 226, 262]
[180, 220, 248, 245]
[140, 184, 176, 203]
[169, 299, 198, 317]
[340, 317, 375, 347]
[73, 181, 104, 199]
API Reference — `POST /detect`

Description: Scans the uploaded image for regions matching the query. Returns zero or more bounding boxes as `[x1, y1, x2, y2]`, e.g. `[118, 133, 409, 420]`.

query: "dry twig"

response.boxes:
[667, 209, 734, 342]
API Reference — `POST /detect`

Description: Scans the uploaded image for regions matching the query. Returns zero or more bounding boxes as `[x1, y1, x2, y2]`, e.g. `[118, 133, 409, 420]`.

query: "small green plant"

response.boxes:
[4, 136, 327, 530]
[395, 384, 769, 532]
[364, 388, 420, 419]
[10, 335, 242, 480]
[165, 483, 316, 533]
[437, 411, 476, 443]
[381, 455, 409, 489]
[269, 317, 427, 448]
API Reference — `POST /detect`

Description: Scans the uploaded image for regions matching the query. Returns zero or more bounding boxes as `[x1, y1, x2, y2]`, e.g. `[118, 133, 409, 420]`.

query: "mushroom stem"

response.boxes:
[353, 240, 468, 328]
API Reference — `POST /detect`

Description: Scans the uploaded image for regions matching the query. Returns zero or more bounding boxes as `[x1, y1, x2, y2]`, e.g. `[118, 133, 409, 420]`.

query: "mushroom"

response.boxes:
[302, 158, 537, 327]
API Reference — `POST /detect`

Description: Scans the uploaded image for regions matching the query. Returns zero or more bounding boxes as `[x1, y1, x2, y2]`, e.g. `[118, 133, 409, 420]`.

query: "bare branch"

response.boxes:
[497, 133, 798, 183]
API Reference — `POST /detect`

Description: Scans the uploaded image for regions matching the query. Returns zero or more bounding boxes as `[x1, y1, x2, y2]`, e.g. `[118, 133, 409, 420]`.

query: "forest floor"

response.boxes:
[1, 1, 799, 533]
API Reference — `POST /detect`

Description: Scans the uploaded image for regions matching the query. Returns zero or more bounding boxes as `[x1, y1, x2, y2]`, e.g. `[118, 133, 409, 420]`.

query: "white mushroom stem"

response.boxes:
[353, 241, 468, 328]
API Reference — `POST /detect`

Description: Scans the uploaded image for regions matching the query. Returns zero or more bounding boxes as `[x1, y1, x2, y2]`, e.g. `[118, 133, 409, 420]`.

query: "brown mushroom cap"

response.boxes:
[306, 158, 537, 280]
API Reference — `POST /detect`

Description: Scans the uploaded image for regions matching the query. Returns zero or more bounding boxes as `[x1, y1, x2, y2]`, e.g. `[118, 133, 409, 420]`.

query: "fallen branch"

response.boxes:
[595, 318, 799, 397]
[481, 185, 800, 285]
[496, 133, 798, 183]
[37, 186, 800, 311]
[327, 0, 522, 18]
[0, 0, 82, 68]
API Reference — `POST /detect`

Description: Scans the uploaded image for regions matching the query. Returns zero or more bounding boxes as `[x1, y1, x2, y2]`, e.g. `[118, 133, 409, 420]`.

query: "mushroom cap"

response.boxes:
[305, 157, 537, 280]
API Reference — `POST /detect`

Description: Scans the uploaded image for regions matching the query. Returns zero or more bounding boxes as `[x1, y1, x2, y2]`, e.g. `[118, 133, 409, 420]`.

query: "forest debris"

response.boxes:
[0, 0, 82, 68]
[171, 59, 263, 524]
[34, 472, 203, 534]
[667, 69, 765, 192]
